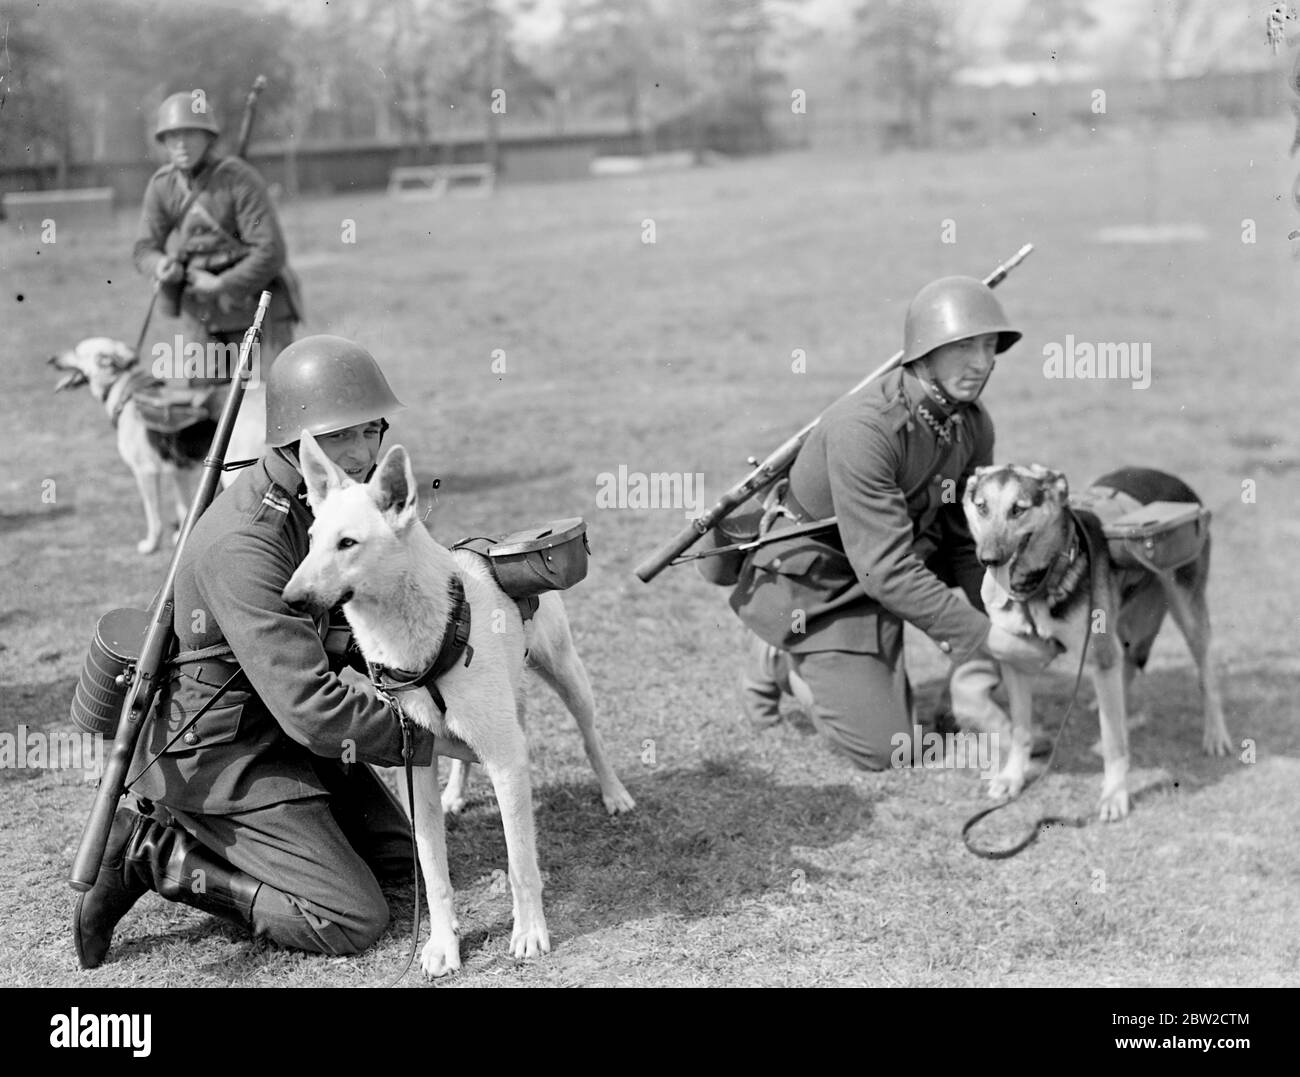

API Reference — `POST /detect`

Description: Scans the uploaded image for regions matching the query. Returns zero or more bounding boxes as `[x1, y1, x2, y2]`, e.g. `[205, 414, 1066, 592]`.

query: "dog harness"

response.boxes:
[105, 367, 154, 428]
[1008, 514, 1087, 610]
[367, 575, 474, 715]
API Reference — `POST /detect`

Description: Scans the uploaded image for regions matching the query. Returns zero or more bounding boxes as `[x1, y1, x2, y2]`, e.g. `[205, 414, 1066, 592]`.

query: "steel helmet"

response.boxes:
[264, 336, 405, 448]
[154, 91, 221, 141]
[900, 276, 1021, 365]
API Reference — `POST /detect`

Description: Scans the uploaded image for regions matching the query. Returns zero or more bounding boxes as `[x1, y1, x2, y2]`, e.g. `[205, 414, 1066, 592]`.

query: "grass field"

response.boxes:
[3, 119, 1299, 988]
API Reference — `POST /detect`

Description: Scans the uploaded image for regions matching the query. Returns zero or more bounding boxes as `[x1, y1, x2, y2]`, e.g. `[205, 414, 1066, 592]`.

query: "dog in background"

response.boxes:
[49, 337, 267, 553]
[282, 432, 634, 977]
[960, 464, 1230, 821]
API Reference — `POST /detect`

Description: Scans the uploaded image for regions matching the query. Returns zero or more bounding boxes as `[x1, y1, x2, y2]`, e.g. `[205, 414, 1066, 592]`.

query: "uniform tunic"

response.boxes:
[730, 365, 994, 767]
[133, 154, 297, 373]
[130, 448, 435, 953]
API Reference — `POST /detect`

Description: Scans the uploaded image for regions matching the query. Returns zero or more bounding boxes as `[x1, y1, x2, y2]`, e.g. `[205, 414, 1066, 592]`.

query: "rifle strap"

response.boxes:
[123, 665, 245, 790]
[172, 643, 237, 665]
[169, 158, 231, 249]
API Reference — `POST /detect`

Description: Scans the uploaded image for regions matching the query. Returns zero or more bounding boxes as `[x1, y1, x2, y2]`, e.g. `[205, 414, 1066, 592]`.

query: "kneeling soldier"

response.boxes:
[731, 277, 1058, 768]
[74, 336, 439, 968]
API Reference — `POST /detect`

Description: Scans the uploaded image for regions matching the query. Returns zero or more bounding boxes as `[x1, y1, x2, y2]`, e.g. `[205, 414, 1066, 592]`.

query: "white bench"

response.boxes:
[387, 164, 495, 199]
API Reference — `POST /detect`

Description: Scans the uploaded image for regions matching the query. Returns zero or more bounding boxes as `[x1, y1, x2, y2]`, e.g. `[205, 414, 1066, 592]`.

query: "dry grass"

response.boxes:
[3, 119, 1298, 988]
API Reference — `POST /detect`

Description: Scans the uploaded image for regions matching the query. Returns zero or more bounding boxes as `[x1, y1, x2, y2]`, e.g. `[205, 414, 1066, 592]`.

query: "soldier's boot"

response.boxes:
[74, 807, 262, 970]
[739, 631, 790, 729]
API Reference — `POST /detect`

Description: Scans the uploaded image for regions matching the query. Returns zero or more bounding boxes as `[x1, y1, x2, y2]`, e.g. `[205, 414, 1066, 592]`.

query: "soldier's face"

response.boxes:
[313, 421, 386, 481]
[921, 333, 999, 402]
[162, 129, 214, 171]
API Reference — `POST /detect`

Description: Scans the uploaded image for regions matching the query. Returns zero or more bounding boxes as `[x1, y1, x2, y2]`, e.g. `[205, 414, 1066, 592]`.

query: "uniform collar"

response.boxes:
[264, 447, 309, 505]
[902, 366, 968, 443]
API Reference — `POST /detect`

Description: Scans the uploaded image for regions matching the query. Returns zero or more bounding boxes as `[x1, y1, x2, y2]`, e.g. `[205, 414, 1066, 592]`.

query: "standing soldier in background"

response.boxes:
[731, 277, 1059, 769]
[133, 89, 301, 461]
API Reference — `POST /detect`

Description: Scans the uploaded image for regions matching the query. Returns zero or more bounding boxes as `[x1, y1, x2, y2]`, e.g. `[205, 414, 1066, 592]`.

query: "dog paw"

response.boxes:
[440, 790, 468, 815]
[509, 919, 551, 960]
[1097, 788, 1130, 822]
[420, 933, 462, 978]
[988, 770, 1025, 801]
[137, 536, 161, 555]
[602, 782, 636, 814]
[1202, 726, 1232, 757]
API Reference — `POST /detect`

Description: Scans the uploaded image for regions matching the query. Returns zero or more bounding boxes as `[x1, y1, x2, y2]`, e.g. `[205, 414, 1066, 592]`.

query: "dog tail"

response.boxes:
[1092, 467, 1201, 506]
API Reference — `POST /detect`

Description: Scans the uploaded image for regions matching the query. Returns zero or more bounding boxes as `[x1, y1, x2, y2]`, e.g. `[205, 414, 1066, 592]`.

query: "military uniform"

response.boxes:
[132, 153, 298, 375]
[127, 446, 438, 955]
[730, 364, 993, 768]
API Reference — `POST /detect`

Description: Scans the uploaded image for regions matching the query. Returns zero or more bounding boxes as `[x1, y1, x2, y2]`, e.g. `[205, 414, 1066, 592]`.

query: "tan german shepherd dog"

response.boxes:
[49, 338, 206, 554]
[282, 433, 634, 977]
[48, 337, 267, 552]
[961, 464, 1231, 821]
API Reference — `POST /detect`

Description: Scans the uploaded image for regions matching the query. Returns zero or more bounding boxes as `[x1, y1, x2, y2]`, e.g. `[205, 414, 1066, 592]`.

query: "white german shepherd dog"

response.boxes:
[282, 432, 634, 977]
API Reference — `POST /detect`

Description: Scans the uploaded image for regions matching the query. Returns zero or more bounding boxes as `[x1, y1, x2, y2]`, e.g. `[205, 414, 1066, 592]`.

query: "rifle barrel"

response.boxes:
[69, 292, 272, 892]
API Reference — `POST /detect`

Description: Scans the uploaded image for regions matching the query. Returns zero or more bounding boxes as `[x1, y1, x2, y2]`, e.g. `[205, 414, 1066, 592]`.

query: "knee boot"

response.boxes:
[73, 807, 263, 970]
[738, 632, 790, 729]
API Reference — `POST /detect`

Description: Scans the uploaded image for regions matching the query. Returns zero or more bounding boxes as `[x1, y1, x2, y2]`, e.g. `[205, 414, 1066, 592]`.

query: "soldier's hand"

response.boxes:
[985, 624, 1062, 674]
[154, 257, 184, 284]
[186, 268, 224, 298]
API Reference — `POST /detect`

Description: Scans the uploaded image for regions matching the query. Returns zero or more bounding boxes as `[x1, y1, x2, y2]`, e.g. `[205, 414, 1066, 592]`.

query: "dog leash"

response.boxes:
[382, 714, 422, 988]
[961, 510, 1098, 859]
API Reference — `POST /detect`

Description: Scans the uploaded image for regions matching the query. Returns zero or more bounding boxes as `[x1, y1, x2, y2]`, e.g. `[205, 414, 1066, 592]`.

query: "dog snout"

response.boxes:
[978, 551, 1008, 568]
[281, 583, 323, 616]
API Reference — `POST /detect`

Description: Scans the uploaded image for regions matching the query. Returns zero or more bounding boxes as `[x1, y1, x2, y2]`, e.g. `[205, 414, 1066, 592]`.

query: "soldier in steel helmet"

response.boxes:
[730, 277, 1059, 769]
[132, 89, 300, 380]
[74, 336, 444, 969]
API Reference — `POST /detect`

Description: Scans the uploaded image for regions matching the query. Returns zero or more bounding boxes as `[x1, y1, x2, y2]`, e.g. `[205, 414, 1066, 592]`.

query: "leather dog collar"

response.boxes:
[1006, 514, 1087, 609]
[369, 575, 474, 714]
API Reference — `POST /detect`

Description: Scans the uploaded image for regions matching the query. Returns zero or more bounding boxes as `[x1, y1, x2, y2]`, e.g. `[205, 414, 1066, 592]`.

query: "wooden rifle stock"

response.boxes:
[70, 291, 273, 893]
[633, 244, 1034, 583]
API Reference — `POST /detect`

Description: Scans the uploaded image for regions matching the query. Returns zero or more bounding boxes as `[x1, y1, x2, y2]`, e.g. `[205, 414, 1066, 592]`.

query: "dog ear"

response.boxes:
[299, 431, 347, 509]
[1028, 464, 1069, 503]
[107, 340, 138, 368]
[963, 466, 992, 501]
[372, 445, 419, 529]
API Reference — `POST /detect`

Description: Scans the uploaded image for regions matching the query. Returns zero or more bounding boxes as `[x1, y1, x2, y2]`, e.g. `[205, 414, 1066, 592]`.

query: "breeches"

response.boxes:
[155, 760, 413, 955]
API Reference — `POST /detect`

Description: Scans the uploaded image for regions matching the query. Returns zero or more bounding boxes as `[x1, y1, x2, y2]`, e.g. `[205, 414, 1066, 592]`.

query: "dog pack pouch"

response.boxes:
[454, 517, 590, 597]
[1102, 501, 1210, 573]
[694, 500, 765, 587]
[133, 383, 224, 434]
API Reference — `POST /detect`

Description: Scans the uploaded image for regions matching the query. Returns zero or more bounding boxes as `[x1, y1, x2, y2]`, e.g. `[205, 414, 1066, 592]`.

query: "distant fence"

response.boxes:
[0, 126, 709, 205]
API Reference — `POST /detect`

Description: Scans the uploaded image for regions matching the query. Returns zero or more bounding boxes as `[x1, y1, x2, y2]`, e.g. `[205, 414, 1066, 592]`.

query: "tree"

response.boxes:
[0, 6, 72, 176]
[851, 0, 965, 148]
[1004, 0, 1099, 66]
[557, 0, 695, 147]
